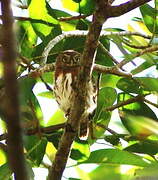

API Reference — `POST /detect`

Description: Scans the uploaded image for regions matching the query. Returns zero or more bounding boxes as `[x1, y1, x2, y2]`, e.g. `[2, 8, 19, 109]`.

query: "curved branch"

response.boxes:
[42, 30, 151, 64]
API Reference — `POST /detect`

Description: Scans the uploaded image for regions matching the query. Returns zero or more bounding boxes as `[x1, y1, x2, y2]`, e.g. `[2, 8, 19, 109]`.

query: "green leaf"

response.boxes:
[46, 132, 62, 149]
[28, 0, 59, 38]
[37, 91, 54, 99]
[81, 149, 150, 167]
[61, 0, 95, 15]
[135, 77, 158, 92]
[116, 78, 142, 94]
[17, 21, 37, 58]
[92, 87, 117, 138]
[100, 74, 121, 88]
[131, 61, 154, 75]
[47, 109, 66, 126]
[46, 6, 77, 31]
[124, 140, 158, 155]
[118, 93, 157, 136]
[24, 136, 47, 166]
[140, 4, 158, 34]
[19, 76, 44, 126]
[19, 76, 36, 105]
[0, 163, 12, 180]
[32, 25, 62, 64]
[135, 166, 158, 179]
[120, 114, 158, 137]
[71, 139, 90, 162]
[89, 164, 121, 180]
[95, 87, 117, 121]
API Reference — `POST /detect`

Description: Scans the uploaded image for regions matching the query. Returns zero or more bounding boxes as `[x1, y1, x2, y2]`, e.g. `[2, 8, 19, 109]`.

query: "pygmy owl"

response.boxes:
[54, 50, 97, 137]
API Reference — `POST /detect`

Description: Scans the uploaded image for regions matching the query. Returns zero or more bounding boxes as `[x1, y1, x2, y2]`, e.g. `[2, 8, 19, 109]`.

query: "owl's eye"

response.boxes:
[62, 55, 70, 63]
[73, 55, 80, 63]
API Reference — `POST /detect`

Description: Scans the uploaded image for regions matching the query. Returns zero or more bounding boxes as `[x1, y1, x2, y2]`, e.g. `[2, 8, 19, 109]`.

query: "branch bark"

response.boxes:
[107, 0, 152, 18]
[48, 1, 107, 179]
[1, 1, 28, 180]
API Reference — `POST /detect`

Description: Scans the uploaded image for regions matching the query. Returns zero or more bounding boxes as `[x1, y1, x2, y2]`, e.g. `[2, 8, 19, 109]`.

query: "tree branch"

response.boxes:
[117, 45, 158, 68]
[48, 1, 108, 179]
[42, 30, 151, 64]
[0, 15, 54, 26]
[105, 95, 146, 111]
[58, 15, 89, 21]
[108, 0, 152, 18]
[1, 1, 28, 180]
[0, 123, 66, 142]
[28, 62, 132, 79]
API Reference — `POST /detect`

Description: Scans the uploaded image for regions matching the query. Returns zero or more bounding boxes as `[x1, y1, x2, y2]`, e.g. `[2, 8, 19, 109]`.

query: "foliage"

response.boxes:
[0, 0, 158, 179]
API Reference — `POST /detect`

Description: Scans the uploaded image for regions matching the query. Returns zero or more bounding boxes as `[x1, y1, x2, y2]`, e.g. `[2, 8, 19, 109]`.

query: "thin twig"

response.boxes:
[144, 98, 158, 109]
[117, 45, 158, 68]
[0, 15, 55, 26]
[123, 40, 151, 49]
[58, 15, 89, 21]
[0, 123, 66, 141]
[105, 95, 145, 111]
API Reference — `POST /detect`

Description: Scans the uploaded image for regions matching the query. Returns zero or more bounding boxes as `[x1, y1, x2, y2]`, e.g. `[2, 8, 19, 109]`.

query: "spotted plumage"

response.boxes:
[54, 50, 97, 136]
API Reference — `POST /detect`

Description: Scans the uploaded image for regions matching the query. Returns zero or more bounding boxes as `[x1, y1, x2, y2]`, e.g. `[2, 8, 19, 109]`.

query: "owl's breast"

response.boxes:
[54, 72, 75, 114]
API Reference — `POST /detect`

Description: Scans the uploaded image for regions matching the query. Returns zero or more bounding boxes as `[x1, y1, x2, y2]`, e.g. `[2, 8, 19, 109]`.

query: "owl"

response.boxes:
[54, 50, 98, 137]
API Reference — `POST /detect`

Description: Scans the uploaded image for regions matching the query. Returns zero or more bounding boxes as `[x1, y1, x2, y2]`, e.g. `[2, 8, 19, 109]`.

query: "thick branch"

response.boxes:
[28, 63, 132, 78]
[1, 1, 28, 180]
[108, 0, 152, 18]
[48, 1, 107, 179]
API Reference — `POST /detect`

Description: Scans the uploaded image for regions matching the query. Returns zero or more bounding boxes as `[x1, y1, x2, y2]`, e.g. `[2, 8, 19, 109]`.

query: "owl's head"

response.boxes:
[56, 50, 81, 67]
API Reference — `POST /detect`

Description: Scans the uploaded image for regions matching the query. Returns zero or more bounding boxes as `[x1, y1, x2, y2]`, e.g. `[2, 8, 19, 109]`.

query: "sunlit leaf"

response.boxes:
[0, 163, 12, 180]
[47, 109, 66, 126]
[118, 93, 157, 137]
[71, 139, 90, 162]
[28, 0, 59, 38]
[135, 166, 158, 179]
[37, 91, 54, 99]
[17, 21, 37, 58]
[116, 78, 142, 94]
[81, 149, 151, 167]
[61, 0, 95, 14]
[0, 149, 6, 165]
[140, 4, 158, 34]
[46, 142, 57, 161]
[135, 77, 158, 92]
[120, 114, 158, 137]
[124, 139, 158, 155]
[100, 74, 121, 88]
[89, 164, 121, 180]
